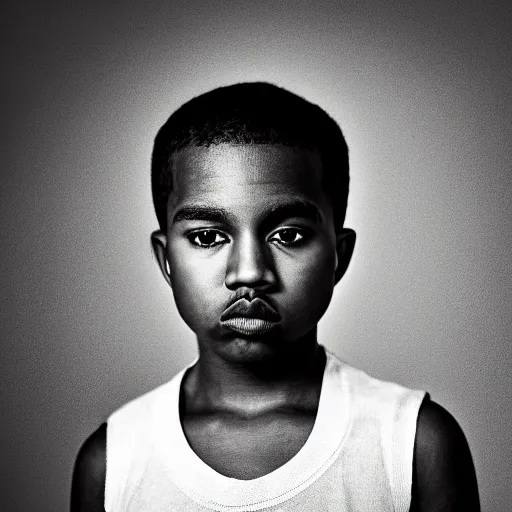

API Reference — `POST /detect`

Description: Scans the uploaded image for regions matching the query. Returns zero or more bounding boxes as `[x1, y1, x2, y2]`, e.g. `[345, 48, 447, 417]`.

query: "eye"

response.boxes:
[187, 230, 229, 248]
[268, 228, 306, 246]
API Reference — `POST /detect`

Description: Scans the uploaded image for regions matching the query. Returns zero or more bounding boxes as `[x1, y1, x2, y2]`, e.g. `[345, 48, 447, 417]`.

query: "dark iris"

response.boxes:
[279, 229, 298, 243]
[198, 231, 217, 245]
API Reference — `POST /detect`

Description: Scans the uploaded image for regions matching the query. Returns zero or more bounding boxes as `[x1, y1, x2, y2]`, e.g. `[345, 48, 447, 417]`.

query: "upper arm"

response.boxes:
[410, 399, 480, 512]
[71, 422, 107, 512]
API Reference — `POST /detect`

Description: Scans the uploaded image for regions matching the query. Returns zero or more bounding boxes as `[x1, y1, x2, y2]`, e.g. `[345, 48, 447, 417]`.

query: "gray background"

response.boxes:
[2, 1, 511, 511]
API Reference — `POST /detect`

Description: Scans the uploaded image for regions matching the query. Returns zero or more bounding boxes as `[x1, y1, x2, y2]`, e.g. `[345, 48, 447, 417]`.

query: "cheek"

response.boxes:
[167, 247, 225, 326]
[277, 242, 337, 321]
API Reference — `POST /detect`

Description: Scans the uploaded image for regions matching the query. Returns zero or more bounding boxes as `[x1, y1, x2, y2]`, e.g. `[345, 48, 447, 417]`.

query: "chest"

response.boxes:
[181, 411, 316, 479]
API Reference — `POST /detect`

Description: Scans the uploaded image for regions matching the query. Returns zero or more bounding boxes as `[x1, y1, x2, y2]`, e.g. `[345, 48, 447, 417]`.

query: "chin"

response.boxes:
[216, 336, 282, 364]
[196, 323, 317, 365]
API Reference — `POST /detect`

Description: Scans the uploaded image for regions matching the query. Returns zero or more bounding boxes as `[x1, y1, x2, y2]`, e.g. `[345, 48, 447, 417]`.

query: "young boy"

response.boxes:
[71, 82, 480, 511]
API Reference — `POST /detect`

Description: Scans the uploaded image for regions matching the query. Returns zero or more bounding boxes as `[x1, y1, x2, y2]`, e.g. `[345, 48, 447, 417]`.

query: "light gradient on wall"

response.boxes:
[2, 1, 511, 511]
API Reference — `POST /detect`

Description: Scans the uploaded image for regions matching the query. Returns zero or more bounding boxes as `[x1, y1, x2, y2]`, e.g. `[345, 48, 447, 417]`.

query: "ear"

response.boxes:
[334, 228, 356, 285]
[151, 230, 172, 287]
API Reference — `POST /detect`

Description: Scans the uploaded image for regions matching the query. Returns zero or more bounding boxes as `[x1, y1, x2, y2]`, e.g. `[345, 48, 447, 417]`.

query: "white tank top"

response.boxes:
[105, 348, 426, 511]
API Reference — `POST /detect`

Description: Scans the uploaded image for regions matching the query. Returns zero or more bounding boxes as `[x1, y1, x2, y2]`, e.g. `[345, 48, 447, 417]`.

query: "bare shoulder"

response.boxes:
[410, 399, 480, 512]
[70, 423, 107, 512]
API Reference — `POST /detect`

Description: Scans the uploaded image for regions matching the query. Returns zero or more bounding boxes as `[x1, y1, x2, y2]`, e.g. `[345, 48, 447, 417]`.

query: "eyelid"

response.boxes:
[268, 226, 311, 244]
[185, 226, 228, 236]
[186, 228, 230, 248]
[268, 225, 310, 236]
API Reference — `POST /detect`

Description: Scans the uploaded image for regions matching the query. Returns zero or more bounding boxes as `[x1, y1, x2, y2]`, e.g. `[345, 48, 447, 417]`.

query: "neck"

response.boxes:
[183, 330, 326, 417]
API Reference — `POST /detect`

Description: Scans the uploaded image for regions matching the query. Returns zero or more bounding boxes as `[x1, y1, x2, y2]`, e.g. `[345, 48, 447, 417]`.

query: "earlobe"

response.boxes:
[150, 230, 172, 287]
[334, 228, 356, 285]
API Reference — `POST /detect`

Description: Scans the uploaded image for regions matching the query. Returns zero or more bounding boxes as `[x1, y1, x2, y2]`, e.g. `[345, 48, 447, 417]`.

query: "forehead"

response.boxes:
[171, 144, 325, 207]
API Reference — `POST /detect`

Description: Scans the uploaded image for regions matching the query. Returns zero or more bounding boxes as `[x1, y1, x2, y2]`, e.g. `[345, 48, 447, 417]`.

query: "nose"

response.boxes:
[225, 232, 277, 290]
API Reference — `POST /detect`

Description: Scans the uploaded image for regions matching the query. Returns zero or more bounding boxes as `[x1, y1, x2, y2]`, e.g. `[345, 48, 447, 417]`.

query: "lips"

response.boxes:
[220, 298, 281, 322]
[220, 297, 281, 336]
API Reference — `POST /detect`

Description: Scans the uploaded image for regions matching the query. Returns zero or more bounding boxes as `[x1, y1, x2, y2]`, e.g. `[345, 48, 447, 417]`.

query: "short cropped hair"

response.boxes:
[151, 82, 349, 233]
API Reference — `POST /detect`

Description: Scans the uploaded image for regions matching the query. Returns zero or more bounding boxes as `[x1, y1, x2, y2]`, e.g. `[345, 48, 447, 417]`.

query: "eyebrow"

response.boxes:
[172, 205, 230, 225]
[263, 200, 322, 227]
[172, 199, 322, 226]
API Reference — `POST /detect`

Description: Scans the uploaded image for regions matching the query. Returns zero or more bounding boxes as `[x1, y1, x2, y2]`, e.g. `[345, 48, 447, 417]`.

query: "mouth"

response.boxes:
[220, 298, 281, 336]
[221, 317, 277, 336]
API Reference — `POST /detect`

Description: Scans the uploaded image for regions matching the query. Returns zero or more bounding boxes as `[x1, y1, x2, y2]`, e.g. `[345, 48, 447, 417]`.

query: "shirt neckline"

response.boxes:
[151, 346, 351, 511]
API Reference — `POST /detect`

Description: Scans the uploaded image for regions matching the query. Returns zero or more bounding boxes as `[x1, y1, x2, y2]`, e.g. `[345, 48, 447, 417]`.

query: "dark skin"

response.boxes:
[71, 144, 480, 511]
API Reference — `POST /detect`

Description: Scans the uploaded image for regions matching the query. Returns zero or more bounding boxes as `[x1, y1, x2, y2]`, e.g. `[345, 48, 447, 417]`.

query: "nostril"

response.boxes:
[225, 267, 274, 289]
[225, 257, 275, 290]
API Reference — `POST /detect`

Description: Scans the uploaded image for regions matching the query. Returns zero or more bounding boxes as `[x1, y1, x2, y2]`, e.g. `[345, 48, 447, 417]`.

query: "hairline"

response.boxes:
[151, 83, 349, 234]
[160, 141, 346, 233]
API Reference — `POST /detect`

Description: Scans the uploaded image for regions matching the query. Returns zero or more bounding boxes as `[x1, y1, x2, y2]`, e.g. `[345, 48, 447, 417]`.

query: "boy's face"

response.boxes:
[153, 144, 352, 363]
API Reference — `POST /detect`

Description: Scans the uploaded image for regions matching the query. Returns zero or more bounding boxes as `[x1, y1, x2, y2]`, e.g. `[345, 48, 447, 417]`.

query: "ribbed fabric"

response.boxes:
[105, 347, 426, 511]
